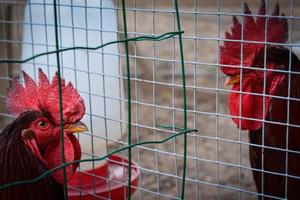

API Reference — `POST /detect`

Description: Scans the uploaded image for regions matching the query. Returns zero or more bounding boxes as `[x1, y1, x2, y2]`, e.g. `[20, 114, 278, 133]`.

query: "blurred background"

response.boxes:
[1, 0, 300, 199]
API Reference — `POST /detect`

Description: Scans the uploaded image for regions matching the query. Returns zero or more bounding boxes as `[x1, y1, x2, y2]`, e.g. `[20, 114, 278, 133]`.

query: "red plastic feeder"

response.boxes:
[68, 155, 140, 200]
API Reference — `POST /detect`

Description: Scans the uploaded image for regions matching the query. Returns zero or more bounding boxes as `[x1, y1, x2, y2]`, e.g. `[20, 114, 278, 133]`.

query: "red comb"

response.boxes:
[220, 0, 288, 76]
[6, 69, 85, 125]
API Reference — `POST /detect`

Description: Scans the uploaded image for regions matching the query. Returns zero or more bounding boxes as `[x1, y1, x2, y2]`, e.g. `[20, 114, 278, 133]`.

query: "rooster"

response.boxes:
[0, 69, 87, 200]
[220, 1, 300, 199]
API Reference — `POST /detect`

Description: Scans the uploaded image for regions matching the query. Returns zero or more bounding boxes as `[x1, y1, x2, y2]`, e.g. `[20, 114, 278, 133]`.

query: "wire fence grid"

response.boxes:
[1, 0, 300, 200]
[0, 0, 193, 199]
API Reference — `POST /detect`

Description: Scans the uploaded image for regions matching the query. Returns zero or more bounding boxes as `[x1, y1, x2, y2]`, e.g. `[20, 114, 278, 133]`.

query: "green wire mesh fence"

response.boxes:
[0, 0, 196, 199]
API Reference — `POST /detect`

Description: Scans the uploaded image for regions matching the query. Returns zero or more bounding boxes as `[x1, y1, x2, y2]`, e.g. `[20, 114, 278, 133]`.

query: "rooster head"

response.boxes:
[220, 0, 289, 130]
[6, 68, 87, 184]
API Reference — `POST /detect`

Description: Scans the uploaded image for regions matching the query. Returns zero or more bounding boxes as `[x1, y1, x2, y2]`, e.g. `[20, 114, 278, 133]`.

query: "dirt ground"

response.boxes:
[109, 1, 300, 199]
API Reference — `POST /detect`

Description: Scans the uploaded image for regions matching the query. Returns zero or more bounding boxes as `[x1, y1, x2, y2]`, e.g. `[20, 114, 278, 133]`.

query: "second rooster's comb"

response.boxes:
[6, 69, 85, 125]
[220, 0, 288, 76]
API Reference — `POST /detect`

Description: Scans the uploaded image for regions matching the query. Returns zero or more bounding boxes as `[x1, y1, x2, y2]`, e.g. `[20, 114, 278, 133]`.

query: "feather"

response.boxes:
[249, 64, 300, 199]
[0, 111, 64, 200]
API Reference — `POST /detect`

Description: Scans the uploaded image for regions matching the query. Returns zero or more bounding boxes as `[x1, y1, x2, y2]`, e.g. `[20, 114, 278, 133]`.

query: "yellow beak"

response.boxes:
[224, 75, 241, 86]
[64, 121, 88, 133]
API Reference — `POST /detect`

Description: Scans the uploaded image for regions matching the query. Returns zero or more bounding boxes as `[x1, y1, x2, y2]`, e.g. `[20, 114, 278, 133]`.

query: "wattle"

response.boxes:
[44, 134, 81, 184]
[229, 78, 268, 130]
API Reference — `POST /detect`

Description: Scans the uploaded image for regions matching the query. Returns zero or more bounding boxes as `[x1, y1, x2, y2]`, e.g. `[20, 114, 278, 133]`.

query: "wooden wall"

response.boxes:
[0, 1, 25, 129]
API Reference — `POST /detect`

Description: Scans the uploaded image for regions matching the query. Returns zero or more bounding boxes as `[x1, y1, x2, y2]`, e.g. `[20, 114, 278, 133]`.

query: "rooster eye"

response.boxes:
[38, 121, 47, 127]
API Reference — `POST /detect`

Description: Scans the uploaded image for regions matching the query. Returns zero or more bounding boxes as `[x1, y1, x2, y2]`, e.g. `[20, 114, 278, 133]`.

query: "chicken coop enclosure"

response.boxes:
[1, 0, 300, 200]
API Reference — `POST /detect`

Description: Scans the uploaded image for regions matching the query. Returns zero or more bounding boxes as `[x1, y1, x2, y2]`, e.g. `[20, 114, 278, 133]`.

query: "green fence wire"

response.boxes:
[0, 0, 196, 199]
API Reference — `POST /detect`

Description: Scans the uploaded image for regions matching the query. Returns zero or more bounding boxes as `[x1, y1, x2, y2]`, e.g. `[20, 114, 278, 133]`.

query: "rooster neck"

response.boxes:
[0, 112, 64, 200]
[248, 70, 300, 199]
[267, 72, 300, 147]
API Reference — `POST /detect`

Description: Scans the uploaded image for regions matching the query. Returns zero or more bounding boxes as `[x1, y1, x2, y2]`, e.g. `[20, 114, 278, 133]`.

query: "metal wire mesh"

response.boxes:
[1, 0, 300, 200]
[0, 0, 193, 199]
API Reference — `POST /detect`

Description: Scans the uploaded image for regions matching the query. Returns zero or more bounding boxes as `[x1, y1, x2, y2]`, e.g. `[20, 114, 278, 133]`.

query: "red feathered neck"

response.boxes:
[220, 1, 288, 130]
[6, 69, 85, 125]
